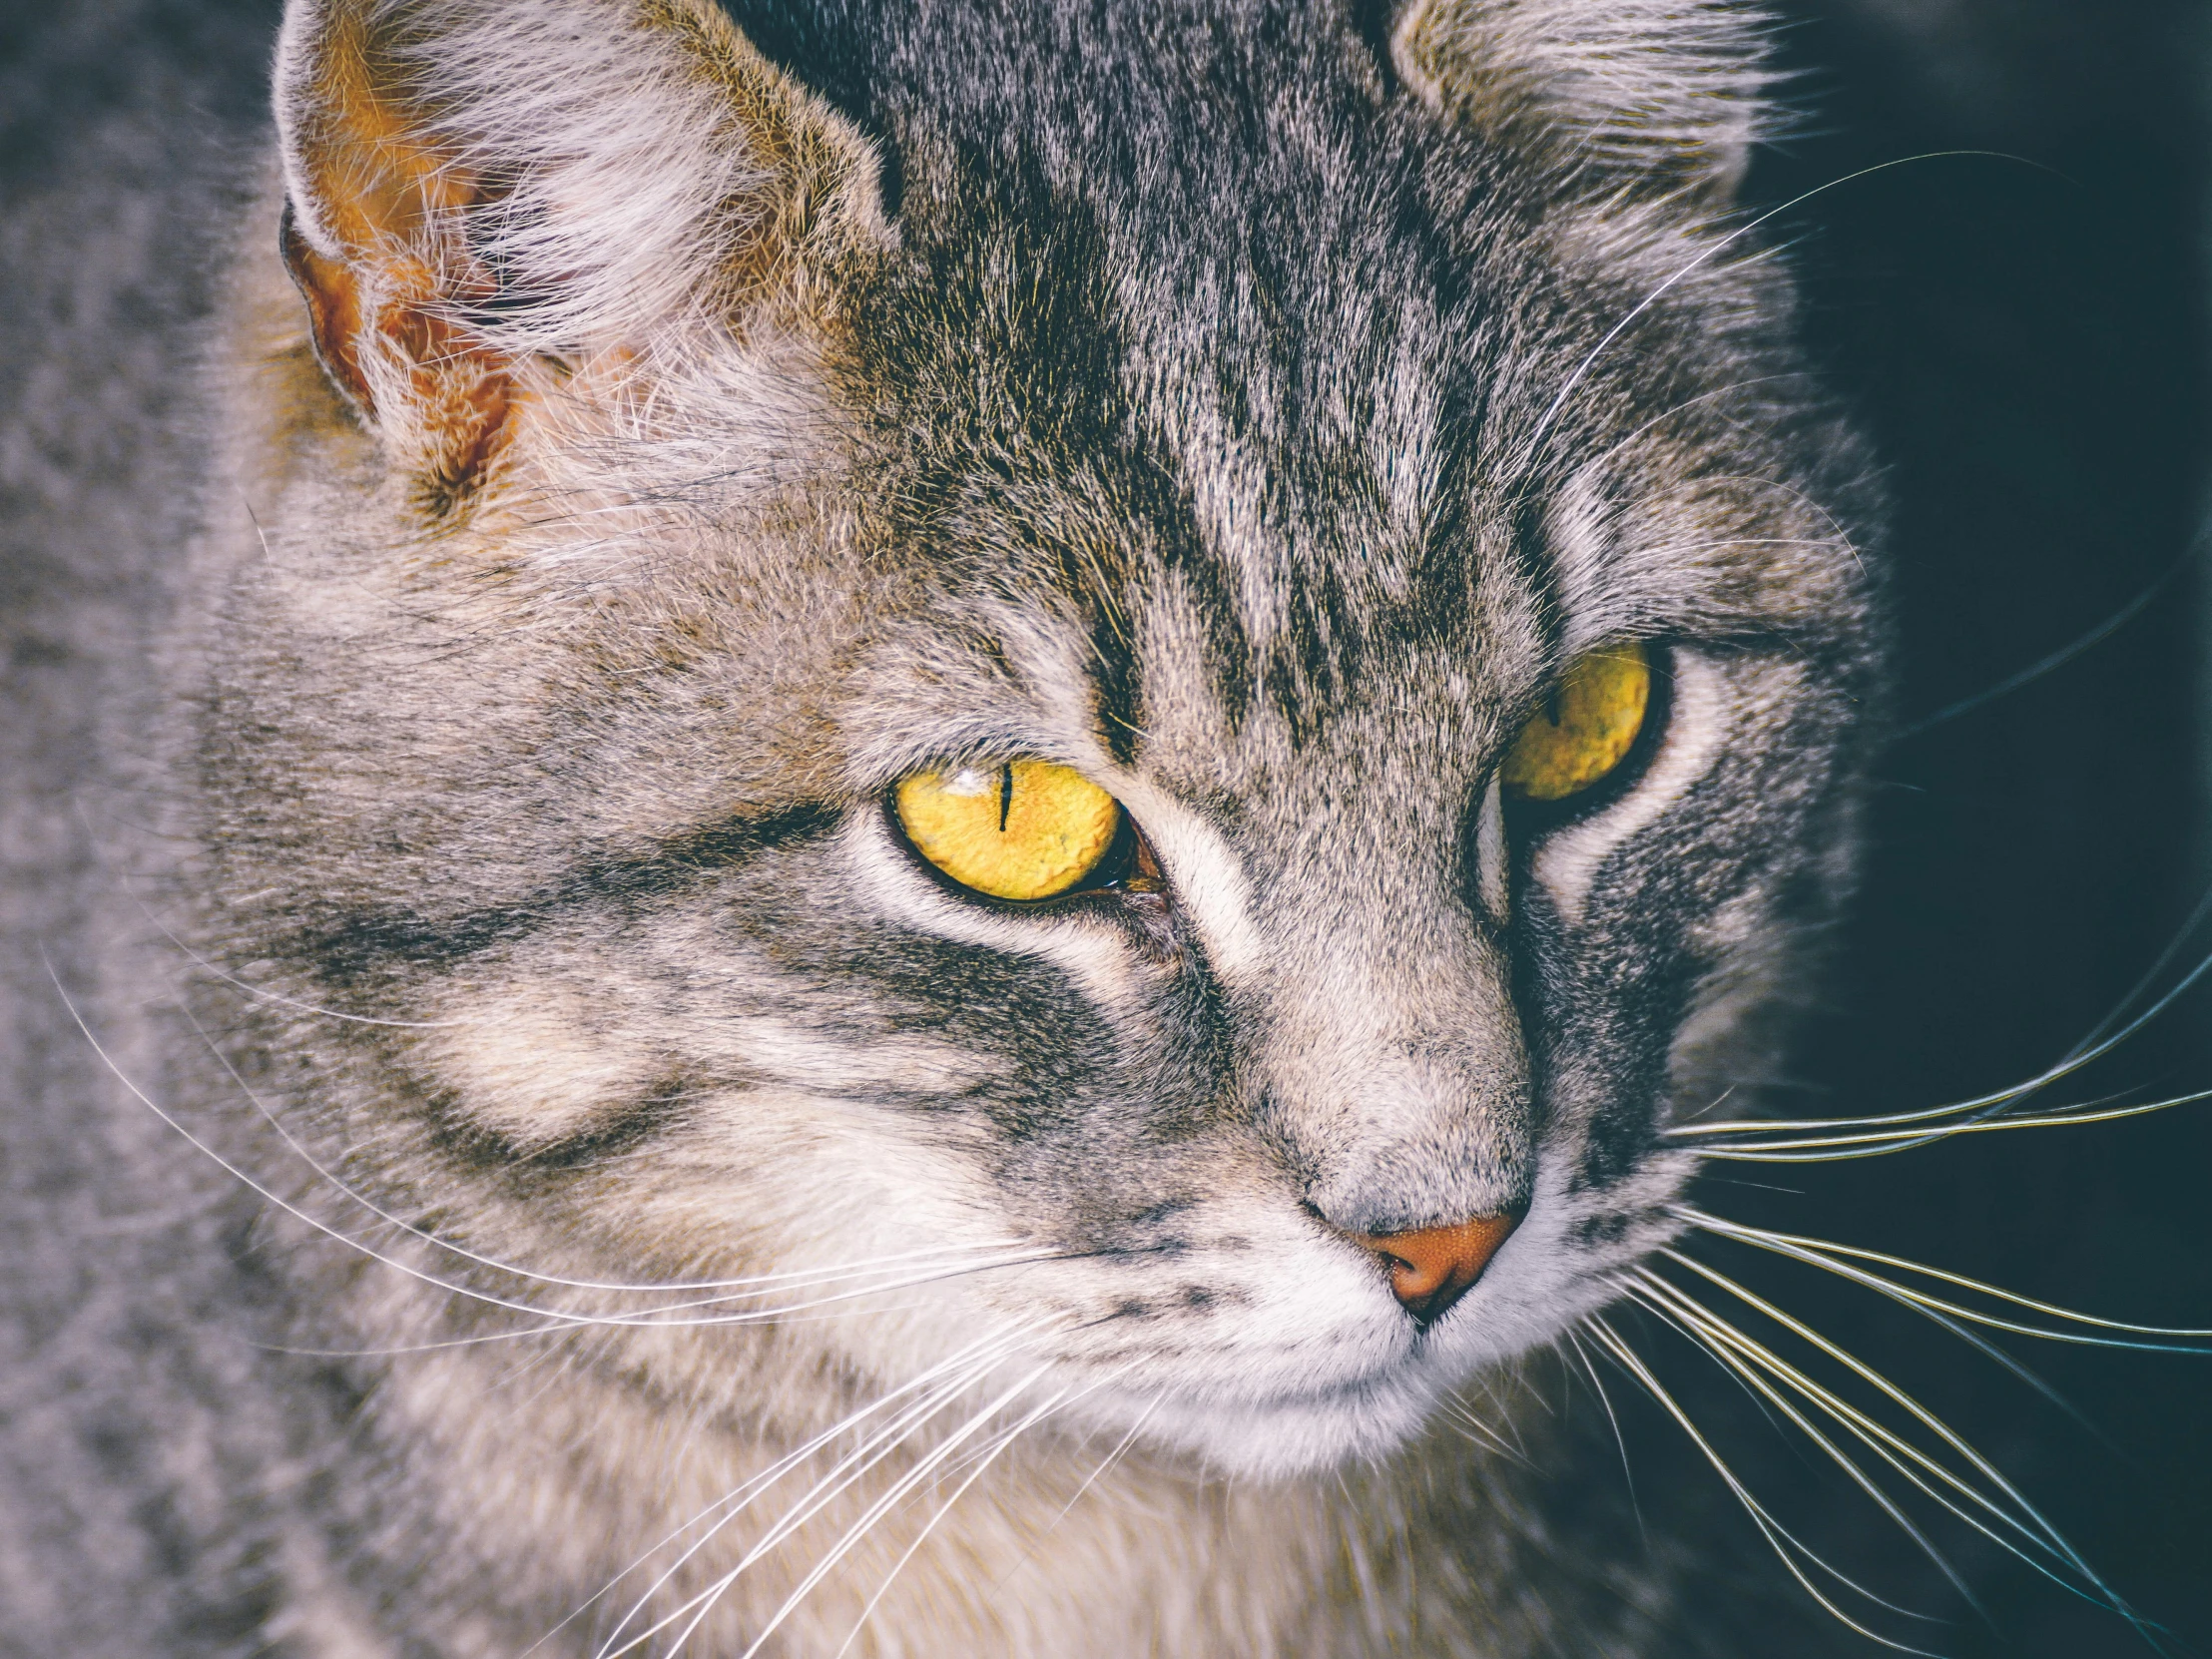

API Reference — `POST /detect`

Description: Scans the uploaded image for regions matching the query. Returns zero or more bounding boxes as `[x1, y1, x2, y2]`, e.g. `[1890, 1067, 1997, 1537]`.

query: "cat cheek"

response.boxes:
[418, 980, 666, 1156]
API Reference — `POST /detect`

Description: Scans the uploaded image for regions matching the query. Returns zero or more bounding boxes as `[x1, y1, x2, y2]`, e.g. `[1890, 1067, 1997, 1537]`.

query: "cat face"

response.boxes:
[217, 0, 1876, 1479]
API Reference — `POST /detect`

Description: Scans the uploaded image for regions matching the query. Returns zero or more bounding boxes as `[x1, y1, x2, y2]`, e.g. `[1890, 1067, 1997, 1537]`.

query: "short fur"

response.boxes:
[4, 1, 1895, 1653]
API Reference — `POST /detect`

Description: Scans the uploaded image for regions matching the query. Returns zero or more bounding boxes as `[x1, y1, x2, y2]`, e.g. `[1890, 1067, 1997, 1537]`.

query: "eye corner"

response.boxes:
[1119, 821, 1168, 894]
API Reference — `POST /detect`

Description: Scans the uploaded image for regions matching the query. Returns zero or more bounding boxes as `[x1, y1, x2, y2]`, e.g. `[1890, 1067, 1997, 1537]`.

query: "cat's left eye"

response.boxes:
[894, 760, 1123, 901]
[1500, 642, 1653, 804]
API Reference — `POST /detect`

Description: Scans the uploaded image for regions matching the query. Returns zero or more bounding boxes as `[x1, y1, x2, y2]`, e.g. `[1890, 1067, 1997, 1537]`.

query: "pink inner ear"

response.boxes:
[279, 197, 518, 506]
[279, 206, 375, 414]
[280, 213, 518, 506]
[278, 12, 517, 506]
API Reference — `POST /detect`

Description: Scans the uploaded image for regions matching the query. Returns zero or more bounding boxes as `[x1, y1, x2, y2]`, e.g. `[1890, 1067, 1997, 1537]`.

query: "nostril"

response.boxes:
[1355, 1213, 1521, 1326]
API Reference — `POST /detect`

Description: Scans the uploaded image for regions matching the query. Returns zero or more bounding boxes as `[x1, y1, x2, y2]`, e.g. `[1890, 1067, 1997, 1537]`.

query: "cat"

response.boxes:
[0, 0, 2185, 1654]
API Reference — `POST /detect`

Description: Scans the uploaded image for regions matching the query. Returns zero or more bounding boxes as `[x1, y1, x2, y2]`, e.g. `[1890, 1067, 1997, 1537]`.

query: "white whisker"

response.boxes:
[188, 992, 1036, 1296]
[1678, 1089, 2212, 1161]
[128, 893, 475, 1029]
[1518, 153, 2054, 482]
[1561, 1329, 1643, 1539]
[717, 1363, 1061, 1659]
[989, 1391, 1164, 1596]
[1669, 940, 2212, 1152]
[1440, 1394, 1526, 1464]
[1582, 1314, 1940, 1654]
[582, 1322, 1046, 1659]
[598, 1333, 1061, 1658]
[54, 953, 1068, 1344]
[832, 1372, 1134, 1659]
[1678, 1208, 2212, 1351]
[1625, 1272, 1982, 1612]
[1569, 373, 1818, 481]
[1640, 1253, 2132, 1616]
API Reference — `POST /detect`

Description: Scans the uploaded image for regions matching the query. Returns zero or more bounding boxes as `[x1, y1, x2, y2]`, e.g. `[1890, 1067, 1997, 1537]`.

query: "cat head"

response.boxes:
[211, 0, 1877, 1476]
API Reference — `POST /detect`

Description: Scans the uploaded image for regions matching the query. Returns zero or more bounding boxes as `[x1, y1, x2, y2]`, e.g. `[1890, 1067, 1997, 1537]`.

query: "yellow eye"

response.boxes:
[894, 760, 1123, 901]
[1500, 642, 1653, 803]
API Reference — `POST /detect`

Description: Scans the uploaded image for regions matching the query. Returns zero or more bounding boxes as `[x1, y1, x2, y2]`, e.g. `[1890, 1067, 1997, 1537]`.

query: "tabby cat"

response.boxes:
[4, 0, 2174, 1653]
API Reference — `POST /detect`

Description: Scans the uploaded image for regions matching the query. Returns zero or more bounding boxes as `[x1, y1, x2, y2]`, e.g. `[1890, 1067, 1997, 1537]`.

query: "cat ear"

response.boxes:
[1390, 0, 1773, 200]
[274, 0, 883, 503]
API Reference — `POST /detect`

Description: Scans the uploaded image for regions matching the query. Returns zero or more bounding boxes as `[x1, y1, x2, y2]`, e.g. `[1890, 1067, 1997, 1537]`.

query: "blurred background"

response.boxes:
[1693, 1, 2212, 1650]
[4, 0, 2208, 1651]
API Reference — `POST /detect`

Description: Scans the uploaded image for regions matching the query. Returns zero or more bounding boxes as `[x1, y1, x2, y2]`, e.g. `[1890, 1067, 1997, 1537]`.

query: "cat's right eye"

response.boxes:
[1500, 642, 1653, 804]
[894, 760, 1123, 901]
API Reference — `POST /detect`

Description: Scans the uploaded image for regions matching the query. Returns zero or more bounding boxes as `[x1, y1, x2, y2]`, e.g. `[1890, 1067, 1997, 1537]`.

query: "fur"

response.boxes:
[3, 1, 1903, 1653]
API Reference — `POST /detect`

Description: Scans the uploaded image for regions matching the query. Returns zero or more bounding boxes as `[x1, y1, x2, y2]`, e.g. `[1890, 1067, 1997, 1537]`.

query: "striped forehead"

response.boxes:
[860, 197, 1524, 752]
[841, 62, 1538, 749]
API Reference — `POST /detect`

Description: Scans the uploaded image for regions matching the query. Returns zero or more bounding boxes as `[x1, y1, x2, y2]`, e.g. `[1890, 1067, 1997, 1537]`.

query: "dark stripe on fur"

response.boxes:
[300, 802, 840, 980]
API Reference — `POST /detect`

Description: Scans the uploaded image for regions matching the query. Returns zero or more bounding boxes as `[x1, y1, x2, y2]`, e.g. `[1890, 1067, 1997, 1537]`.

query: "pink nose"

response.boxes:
[1355, 1214, 1520, 1324]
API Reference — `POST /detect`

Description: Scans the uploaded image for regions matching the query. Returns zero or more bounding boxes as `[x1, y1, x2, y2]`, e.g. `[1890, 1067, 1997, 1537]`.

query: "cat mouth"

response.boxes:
[1059, 1277, 1587, 1476]
[1023, 1291, 1507, 1475]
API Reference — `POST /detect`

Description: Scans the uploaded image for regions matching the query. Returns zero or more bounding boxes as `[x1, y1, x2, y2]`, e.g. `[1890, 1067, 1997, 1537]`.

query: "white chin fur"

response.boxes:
[1079, 1373, 1441, 1476]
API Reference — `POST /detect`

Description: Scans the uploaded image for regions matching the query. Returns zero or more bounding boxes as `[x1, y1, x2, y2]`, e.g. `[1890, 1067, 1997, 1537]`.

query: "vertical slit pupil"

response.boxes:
[999, 764, 1015, 832]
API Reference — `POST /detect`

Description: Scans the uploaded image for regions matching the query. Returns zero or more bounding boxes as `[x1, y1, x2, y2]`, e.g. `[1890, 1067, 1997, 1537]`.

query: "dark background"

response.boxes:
[1667, 1, 2212, 1652]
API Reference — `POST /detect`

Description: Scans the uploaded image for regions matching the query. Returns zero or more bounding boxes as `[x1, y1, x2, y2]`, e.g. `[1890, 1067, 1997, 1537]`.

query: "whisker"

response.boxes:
[592, 1329, 1050, 1659]
[712, 1364, 1062, 1659]
[1440, 1394, 1527, 1464]
[832, 1370, 1138, 1659]
[58, 953, 1075, 1344]
[581, 1324, 1046, 1659]
[1638, 1253, 2154, 1636]
[188, 994, 1038, 1296]
[1666, 1075, 2173, 1143]
[1582, 1314, 1941, 1655]
[505, 1255, 1068, 1332]
[829, 1395, 1070, 1658]
[2056, 869, 2212, 1067]
[1567, 373, 1819, 482]
[1515, 151, 2061, 484]
[988, 1391, 1165, 1595]
[127, 894, 473, 1029]
[46, 957, 635, 1326]
[1561, 1329, 1645, 1545]
[256, 1296, 1041, 1361]
[75, 955, 1130, 1659]
[1454, 1366, 1538, 1461]
[1895, 536, 2199, 742]
[1625, 1272, 1989, 1614]
[1623, 1270, 2171, 1653]
[1670, 938, 2212, 1150]
[1677, 1208, 2212, 1351]
[1677, 1089, 2212, 1161]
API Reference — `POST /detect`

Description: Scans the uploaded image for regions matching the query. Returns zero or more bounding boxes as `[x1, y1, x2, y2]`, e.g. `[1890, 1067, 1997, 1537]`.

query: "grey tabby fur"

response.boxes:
[2, 0, 1893, 1652]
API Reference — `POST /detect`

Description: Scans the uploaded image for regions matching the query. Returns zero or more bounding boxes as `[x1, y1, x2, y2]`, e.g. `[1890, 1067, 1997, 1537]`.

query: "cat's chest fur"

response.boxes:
[2, 1, 1897, 1654]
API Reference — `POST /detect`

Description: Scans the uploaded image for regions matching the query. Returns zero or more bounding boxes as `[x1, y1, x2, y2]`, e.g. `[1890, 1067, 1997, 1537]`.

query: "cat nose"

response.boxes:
[1356, 1214, 1521, 1325]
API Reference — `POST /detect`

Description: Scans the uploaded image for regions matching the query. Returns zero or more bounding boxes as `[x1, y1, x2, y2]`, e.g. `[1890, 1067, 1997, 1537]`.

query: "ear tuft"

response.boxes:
[1391, 0, 1775, 200]
[275, 0, 883, 509]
